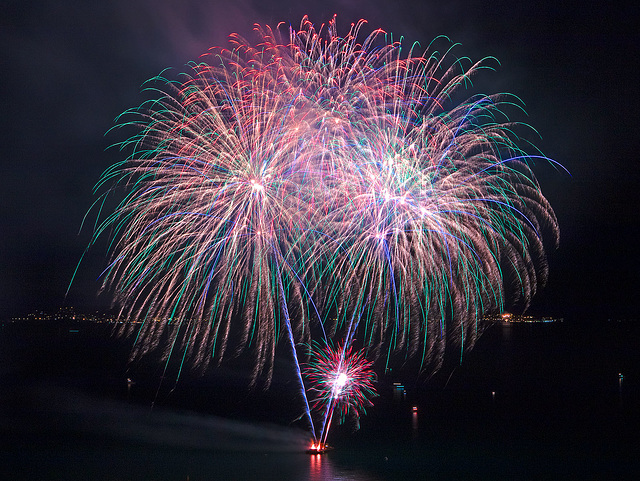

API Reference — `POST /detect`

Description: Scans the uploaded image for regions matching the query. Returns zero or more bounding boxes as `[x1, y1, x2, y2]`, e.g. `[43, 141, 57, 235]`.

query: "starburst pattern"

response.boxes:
[85, 16, 559, 384]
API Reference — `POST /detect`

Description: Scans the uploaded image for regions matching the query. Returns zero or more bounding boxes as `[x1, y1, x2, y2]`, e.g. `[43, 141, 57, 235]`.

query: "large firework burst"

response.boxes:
[85, 16, 559, 383]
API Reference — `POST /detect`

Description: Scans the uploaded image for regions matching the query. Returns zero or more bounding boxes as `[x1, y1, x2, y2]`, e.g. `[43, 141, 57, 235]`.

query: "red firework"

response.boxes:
[304, 342, 377, 423]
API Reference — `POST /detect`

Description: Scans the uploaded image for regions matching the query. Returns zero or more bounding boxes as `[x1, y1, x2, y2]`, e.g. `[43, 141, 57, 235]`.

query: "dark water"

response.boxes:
[1, 320, 639, 480]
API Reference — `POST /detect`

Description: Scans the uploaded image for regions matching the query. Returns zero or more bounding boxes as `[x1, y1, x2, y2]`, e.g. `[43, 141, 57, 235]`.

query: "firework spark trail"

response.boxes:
[83, 16, 559, 423]
[275, 259, 316, 438]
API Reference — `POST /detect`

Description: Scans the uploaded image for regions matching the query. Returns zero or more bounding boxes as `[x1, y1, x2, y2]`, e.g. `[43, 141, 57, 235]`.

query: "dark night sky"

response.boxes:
[2, 0, 639, 322]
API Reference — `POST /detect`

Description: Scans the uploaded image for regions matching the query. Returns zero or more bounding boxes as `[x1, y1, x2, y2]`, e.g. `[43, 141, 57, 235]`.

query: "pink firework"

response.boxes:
[84, 15, 560, 403]
[304, 341, 377, 444]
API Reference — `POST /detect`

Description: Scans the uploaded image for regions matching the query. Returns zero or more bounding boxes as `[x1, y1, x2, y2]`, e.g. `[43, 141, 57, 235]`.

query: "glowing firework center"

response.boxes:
[333, 372, 349, 397]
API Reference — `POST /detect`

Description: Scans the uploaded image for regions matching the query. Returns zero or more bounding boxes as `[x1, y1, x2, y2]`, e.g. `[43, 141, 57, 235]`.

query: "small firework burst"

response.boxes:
[304, 341, 377, 443]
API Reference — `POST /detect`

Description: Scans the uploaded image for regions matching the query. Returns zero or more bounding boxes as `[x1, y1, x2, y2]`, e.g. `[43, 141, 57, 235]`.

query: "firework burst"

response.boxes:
[304, 341, 377, 445]
[305, 342, 377, 417]
[82, 16, 559, 395]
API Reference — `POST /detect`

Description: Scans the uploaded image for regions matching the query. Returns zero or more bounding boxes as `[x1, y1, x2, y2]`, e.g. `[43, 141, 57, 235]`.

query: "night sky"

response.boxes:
[2, 0, 639, 322]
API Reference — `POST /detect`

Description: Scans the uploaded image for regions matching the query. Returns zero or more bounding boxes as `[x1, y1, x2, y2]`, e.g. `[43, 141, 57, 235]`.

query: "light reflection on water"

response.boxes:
[411, 410, 419, 437]
[4, 322, 640, 480]
[308, 452, 381, 481]
[308, 452, 329, 480]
